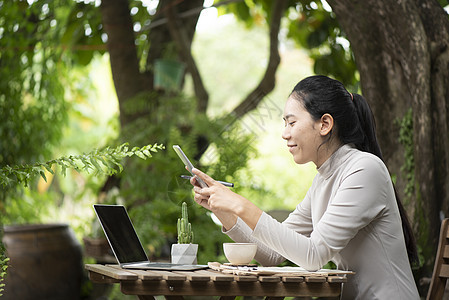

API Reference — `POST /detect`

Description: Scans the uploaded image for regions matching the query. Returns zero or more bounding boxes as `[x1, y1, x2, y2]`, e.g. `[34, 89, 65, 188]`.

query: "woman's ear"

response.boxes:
[320, 113, 334, 136]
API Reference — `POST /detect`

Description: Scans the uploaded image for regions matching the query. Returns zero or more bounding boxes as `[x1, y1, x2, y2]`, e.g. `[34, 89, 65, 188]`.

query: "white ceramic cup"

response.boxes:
[223, 243, 257, 265]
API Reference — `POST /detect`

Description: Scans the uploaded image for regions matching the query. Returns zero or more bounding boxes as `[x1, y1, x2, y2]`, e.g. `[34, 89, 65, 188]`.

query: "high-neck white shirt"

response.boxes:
[225, 145, 419, 299]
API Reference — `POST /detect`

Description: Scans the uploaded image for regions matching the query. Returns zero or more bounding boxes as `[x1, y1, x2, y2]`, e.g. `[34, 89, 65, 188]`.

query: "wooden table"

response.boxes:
[85, 264, 347, 299]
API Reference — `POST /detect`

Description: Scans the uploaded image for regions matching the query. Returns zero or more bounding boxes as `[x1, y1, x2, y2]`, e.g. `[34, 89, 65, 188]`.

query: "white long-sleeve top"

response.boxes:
[225, 145, 419, 299]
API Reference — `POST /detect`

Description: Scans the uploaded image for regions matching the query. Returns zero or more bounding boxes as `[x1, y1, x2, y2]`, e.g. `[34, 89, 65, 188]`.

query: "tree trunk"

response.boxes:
[100, 0, 145, 128]
[327, 0, 449, 293]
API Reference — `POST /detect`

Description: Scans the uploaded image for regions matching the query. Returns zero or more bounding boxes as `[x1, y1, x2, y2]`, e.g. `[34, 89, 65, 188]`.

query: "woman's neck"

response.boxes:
[315, 140, 343, 168]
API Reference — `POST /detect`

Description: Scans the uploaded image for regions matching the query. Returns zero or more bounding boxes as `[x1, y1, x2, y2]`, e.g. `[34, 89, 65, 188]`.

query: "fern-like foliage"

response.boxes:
[0, 143, 164, 188]
[0, 256, 8, 296]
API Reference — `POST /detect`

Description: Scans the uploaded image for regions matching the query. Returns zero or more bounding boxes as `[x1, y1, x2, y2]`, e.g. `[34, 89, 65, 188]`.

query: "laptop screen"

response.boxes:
[94, 205, 149, 264]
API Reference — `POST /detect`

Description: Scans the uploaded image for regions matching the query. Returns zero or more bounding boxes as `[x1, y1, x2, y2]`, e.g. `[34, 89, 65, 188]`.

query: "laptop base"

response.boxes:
[122, 262, 209, 271]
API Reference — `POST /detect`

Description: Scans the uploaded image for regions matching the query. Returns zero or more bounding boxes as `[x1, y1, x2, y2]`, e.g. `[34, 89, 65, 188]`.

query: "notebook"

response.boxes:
[93, 204, 208, 271]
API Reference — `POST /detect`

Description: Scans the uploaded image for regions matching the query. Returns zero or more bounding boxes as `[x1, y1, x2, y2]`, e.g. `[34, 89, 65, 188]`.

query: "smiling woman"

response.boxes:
[188, 75, 420, 300]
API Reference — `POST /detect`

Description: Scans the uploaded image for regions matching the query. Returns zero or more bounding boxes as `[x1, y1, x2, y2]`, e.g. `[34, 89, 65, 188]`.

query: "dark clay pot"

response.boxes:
[2, 223, 83, 300]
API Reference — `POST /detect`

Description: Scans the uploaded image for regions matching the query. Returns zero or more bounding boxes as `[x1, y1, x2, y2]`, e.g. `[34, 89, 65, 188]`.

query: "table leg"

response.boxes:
[265, 297, 284, 300]
[219, 297, 236, 300]
[165, 296, 184, 300]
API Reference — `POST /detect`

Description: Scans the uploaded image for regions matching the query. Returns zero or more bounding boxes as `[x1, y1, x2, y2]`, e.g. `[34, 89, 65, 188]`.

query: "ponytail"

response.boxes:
[291, 75, 419, 265]
[352, 93, 419, 265]
[351, 93, 382, 157]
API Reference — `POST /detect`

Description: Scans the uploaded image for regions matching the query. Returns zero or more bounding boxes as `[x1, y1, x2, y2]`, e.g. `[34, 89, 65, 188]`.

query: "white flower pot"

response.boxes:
[171, 243, 198, 264]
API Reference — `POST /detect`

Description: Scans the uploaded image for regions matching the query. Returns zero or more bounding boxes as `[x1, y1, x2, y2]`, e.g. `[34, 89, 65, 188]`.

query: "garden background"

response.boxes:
[1, 0, 449, 298]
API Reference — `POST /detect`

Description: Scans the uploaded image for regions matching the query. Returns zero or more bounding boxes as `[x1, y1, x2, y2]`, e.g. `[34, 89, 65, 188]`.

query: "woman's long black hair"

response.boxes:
[290, 75, 419, 265]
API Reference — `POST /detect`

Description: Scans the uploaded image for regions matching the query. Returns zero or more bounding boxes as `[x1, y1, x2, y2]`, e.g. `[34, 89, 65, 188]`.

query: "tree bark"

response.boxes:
[100, 0, 145, 127]
[417, 0, 449, 231]
[327, 0, 449, 292]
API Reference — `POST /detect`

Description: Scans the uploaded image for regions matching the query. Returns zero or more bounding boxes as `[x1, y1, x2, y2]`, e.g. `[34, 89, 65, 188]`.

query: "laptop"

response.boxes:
[93, 204, 208, 271]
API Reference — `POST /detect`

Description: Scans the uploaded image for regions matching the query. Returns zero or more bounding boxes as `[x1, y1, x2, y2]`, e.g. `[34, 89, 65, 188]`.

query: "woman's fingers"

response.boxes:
[190, 168, 220, 212]
[192, 168, 216, 186]
[193, 186, 210, 199]
[189, 175, 202, 188]
[194, 186, 212, 198]
[194, 192, 207, 202]
[193, 189, 211, 210]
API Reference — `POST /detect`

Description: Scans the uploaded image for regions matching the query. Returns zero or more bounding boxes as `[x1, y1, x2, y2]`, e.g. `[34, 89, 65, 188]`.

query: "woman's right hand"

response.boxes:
[189, 175, 212, 210]
[189, 168, 240, 230]
[192, 168, 262, 230]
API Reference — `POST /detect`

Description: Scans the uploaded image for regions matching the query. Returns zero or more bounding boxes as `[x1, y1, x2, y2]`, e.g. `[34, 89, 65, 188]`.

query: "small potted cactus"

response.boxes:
[171, 202, 198, 264]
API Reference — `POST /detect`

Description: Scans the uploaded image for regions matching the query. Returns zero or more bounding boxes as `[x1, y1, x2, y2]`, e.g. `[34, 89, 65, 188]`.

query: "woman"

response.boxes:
[190, 75, 419, 299]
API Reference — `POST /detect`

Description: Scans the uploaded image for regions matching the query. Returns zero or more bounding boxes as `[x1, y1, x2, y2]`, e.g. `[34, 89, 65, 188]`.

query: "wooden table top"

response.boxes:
[86, 264, 347, 299]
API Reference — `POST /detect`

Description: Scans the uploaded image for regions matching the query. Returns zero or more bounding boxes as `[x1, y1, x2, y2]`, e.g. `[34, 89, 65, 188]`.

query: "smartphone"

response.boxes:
[173, 145, 208, 188]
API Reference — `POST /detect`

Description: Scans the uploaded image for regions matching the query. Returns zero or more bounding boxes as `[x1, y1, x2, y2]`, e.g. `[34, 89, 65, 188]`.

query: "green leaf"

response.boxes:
[135, 151, 147, 160]
[39, 170, 47, 182]
[80, 156, 92, 172]
[43, 164, 55, 174]
[142, 149, 152, 157]
[89, 157, 102, 171]
[229, 2, 252, 24]
[97, 156, 109, 167]
[61, 164, 67, 177]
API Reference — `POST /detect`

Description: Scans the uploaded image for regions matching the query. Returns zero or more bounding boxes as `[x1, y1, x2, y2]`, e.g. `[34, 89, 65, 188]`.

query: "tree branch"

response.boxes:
[165, 2, 209, 113]
[230, 0, 287, 119]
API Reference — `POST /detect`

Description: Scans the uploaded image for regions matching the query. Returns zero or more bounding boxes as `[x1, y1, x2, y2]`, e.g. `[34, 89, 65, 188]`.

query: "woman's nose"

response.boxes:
[282, 126, 290, 140]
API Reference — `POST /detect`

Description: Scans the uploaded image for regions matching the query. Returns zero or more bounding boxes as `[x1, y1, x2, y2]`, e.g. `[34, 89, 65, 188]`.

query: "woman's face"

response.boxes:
[282, 96, 322, 166]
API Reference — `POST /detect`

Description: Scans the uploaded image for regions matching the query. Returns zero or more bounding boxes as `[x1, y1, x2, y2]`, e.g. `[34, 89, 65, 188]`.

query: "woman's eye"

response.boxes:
[283, 120, 296, 127]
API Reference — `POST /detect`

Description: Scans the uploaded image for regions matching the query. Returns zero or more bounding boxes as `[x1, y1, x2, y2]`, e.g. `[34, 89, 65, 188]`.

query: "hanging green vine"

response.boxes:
[0, 143, 164, 188]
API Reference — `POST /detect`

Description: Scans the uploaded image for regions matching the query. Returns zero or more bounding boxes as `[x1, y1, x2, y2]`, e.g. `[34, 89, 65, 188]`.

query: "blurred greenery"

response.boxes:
[0, 0, 71, 200]
[285, 1, 359, 90]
